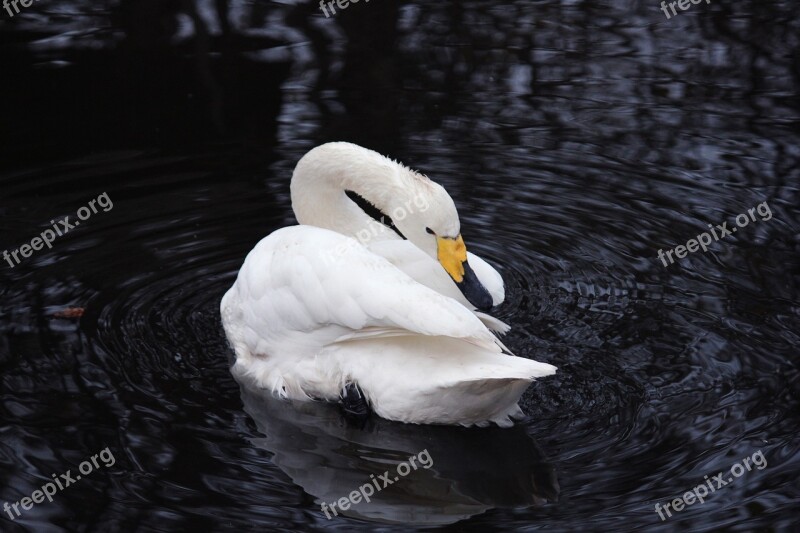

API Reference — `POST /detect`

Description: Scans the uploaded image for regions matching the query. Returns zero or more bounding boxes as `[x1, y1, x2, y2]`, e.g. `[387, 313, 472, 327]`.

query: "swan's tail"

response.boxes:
[324, 336, 556, 427]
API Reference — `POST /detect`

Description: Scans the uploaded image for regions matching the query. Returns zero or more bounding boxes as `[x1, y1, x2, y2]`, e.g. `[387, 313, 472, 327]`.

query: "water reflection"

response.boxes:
[237, 373, 558, 525]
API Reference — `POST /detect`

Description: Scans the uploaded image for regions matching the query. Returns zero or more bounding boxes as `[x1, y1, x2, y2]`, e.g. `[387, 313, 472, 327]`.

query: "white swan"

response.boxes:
[221, 142, 556, 427]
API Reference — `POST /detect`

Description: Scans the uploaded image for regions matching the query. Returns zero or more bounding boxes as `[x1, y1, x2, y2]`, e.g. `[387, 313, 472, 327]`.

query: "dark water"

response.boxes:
[1, 0, 799, 531]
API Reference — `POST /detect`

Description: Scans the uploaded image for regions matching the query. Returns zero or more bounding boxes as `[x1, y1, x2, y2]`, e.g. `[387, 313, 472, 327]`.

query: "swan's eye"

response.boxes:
[426, 227, 435, 235]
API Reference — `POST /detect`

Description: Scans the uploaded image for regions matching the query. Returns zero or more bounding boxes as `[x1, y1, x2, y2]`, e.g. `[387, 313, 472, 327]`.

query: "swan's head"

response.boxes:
[387, 180, 495, 311]
[292, 142, 496, 311]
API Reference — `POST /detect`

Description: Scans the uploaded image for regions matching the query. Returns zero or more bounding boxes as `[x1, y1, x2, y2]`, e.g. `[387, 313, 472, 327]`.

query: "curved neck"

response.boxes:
[290, 143, 418, 243]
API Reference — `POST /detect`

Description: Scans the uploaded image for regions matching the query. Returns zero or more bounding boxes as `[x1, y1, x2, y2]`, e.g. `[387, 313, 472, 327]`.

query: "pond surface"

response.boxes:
[1, 1, 798, 531]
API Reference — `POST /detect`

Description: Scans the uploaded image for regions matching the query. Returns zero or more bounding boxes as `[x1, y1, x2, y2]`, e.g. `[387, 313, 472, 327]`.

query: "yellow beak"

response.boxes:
[436, 235, 468, 282]
[436, 234, 494, 310]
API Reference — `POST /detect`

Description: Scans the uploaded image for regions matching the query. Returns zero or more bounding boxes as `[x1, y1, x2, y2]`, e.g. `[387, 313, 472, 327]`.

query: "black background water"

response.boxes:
[1, 0, 799, 530]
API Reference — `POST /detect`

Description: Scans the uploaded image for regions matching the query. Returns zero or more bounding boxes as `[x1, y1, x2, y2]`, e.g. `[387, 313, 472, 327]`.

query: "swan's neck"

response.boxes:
[290, 143, 422, 242]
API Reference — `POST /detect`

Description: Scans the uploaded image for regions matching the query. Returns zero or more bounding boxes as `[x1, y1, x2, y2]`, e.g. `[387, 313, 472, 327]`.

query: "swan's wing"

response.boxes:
[366, 240, 466, 301]
[224, 226, 503, 355]
[473, 311, 511, 335]
[366, 240, 508, 332]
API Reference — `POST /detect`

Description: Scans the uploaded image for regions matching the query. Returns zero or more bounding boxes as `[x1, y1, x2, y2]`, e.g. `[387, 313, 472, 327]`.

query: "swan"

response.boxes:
[220, 142, 556, 427]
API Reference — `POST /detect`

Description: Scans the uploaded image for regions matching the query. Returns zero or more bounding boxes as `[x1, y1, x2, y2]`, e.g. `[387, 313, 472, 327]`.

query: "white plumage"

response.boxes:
[221, 142, 555, 426]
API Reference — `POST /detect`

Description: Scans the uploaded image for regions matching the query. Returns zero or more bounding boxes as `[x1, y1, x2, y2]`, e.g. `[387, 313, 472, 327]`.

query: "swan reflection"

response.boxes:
[238, 376, 559, 525]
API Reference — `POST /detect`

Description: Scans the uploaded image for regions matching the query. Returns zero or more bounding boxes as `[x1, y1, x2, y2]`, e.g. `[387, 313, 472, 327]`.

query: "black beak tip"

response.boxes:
[469, 289, 494, 312]
[458, 262, 495, 312]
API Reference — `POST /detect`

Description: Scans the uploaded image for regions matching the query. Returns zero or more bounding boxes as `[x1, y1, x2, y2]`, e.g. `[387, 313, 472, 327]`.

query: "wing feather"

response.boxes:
[230, 226, 502, 355]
